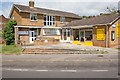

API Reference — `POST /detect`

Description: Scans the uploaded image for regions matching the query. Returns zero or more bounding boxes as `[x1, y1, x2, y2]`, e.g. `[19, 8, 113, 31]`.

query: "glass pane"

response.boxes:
[44, 22, 46, 26]
[85, 31, 92, 41]
[80, 31, 84, 42]
[50, 22, 52, 26]
[44, 15, 46, 21]
[50, 16, 52, 21]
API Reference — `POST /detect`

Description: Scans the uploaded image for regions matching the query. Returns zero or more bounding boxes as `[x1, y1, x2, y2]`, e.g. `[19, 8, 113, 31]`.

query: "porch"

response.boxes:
[14, 26, 61, 46]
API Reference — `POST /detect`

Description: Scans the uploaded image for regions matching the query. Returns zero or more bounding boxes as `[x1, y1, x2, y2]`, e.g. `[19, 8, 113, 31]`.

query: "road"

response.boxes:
[2, 53, 119, 78]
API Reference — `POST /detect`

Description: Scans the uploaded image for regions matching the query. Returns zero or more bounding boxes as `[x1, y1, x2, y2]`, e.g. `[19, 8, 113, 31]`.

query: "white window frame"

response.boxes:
[44, 15, 55, 26]
[30, 13, 37, 21]
[111, 31, 115, 41]
[60, 16, 65, 23]
[43, 29, 60, 35]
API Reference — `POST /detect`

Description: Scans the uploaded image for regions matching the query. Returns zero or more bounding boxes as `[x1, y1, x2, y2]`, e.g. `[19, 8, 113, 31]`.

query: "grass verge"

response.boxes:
[0, 45, 23, 55]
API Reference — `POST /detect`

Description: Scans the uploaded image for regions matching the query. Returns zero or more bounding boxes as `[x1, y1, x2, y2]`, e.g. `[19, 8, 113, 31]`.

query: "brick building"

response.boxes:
[63, 13, 120, 48]
[0, 15, 9, 30]
[9, 0, 81, 45]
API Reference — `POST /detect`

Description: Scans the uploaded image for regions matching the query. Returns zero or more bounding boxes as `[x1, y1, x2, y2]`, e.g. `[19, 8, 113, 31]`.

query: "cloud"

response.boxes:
[0, 1, 119, 18]
[1, 0, 120, 2]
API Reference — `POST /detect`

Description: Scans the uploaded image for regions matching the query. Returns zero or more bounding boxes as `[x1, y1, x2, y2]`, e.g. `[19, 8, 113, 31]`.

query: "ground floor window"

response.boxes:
[43, 29, 60, 35]
[80, 30, 92, 42]
[85, 31, 92, 41]
[111, 31, 115, 41]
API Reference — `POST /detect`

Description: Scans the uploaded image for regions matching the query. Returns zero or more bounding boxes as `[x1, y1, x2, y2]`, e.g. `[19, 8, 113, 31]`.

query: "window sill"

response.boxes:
[60, 22, 65, 24]
[30, 20, 38, 22]
[43, 35, 61, 36]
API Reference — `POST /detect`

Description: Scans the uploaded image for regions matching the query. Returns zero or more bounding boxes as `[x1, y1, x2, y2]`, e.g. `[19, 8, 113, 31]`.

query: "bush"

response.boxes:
[3, 20, 17, 45]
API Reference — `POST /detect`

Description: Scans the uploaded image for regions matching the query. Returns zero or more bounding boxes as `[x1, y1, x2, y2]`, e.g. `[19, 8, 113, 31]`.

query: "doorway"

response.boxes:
[29, 31, 36, 43]
[62, 29, 71, 42]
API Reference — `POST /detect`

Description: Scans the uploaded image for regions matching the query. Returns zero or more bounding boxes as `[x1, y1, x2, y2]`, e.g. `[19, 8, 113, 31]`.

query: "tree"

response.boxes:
[3, 20, 17, 45]
[105, 6, 118, 13]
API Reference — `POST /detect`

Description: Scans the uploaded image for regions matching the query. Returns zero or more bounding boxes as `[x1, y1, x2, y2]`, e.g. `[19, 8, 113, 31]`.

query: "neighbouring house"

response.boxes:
[0, 15, 9, 30]
[9, 0, 81, 45]
[0, 15, 9, 44]
[63, 13, 120, 48]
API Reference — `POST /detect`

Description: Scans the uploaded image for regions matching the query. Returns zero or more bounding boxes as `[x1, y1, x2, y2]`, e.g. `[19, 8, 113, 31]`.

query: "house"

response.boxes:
[0, 15, 9, 30]
[9, 0, 81, 45]
[62, 13, 120, 48]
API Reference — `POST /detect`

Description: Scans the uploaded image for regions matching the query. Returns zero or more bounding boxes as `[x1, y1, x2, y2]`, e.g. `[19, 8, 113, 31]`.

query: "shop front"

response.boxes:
[61, 26, 93, 46]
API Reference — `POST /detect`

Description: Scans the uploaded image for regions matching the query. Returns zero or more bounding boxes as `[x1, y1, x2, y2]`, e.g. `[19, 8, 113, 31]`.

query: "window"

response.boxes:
[43, 29, 60, 35]
[44, 15, 55, 26]
[85, 31, 92, 41]
[111, 31, 115, 41]
[60, 16, 65, 23]
[30, 13, 37, 21]
[11, 16, 14, 20]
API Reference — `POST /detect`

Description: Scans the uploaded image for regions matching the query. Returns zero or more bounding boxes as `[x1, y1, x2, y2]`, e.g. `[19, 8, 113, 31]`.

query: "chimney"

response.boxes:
[29, 0, 34, 8]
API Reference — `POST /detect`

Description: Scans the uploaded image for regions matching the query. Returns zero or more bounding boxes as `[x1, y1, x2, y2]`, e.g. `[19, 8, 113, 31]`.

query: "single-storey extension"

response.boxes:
[62, 13, 120, 48]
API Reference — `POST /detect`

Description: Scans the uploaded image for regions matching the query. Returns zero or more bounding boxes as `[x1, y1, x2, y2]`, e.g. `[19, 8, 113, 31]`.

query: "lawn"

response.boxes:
[1, 45, 23, 54]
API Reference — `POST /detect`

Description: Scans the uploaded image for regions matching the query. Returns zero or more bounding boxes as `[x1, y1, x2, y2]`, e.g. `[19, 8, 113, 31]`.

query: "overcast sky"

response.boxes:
[0, 0, 119, 18]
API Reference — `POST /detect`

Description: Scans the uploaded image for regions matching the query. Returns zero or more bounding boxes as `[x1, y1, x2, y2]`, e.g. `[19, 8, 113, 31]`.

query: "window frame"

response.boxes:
[44, 15, 55, 26]
[60, 16, 65, 23]
[111, 31, 115, 41]
[30, 13, 38, 21]
[43, 29, 60, 36]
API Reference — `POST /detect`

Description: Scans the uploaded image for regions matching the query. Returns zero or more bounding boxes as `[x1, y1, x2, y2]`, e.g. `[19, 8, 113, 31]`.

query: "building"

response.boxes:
[0, 15, 9, 30]
[9, 0, 81, 45]
[62, 13, 120, 48]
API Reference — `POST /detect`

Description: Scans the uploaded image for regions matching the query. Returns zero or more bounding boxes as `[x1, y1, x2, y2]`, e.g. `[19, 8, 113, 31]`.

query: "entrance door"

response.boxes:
[63, 29, 71, 42]
[66, 29, 70, 42]
[80, 31, 84, 42]
[29, 31, 36, 43]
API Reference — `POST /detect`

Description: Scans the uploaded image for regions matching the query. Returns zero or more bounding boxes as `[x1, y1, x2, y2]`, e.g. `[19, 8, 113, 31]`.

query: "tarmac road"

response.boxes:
[2, 53, 119, 78]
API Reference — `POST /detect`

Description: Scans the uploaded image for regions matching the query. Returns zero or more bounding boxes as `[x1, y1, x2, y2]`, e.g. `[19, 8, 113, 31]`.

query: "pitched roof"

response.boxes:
[0, 15, 9, 22]
[64, 13, 120, 27]
[12, 4, 81, 18]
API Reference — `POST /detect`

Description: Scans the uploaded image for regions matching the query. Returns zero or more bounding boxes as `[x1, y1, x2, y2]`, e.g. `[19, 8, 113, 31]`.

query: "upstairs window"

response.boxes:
[30, 13, 37, 21]
[11, 15, 14, 20]
[44, 15, 55, 26]
[60, 16, 65, 23]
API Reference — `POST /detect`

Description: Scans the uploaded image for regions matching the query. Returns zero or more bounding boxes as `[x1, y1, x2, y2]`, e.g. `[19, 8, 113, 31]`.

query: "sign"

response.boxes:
[18, 31, 29, 35]
[116, 23, 120, 38]
[96, 28, 105, 40]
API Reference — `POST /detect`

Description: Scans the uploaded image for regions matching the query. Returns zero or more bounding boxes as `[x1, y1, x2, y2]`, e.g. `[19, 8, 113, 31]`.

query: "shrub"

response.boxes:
[3, 20, 17, 45]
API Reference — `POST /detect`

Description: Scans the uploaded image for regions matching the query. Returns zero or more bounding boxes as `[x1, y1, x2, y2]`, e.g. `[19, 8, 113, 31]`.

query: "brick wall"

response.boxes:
[108, 20, 120, 48]
[11, 7, 80, 27]
[93, 26, 106, 47]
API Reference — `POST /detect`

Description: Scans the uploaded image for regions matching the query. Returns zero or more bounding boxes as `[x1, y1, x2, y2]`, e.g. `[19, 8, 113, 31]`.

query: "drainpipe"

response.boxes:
[106, 25, 109, 48]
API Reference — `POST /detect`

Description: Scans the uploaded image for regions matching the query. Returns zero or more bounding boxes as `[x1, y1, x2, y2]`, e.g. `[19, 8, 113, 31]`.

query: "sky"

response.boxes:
[0, 0, 119, 18]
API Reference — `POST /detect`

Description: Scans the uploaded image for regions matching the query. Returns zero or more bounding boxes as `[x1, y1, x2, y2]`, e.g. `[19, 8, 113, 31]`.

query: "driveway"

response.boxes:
[22, 43, 119, 54]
